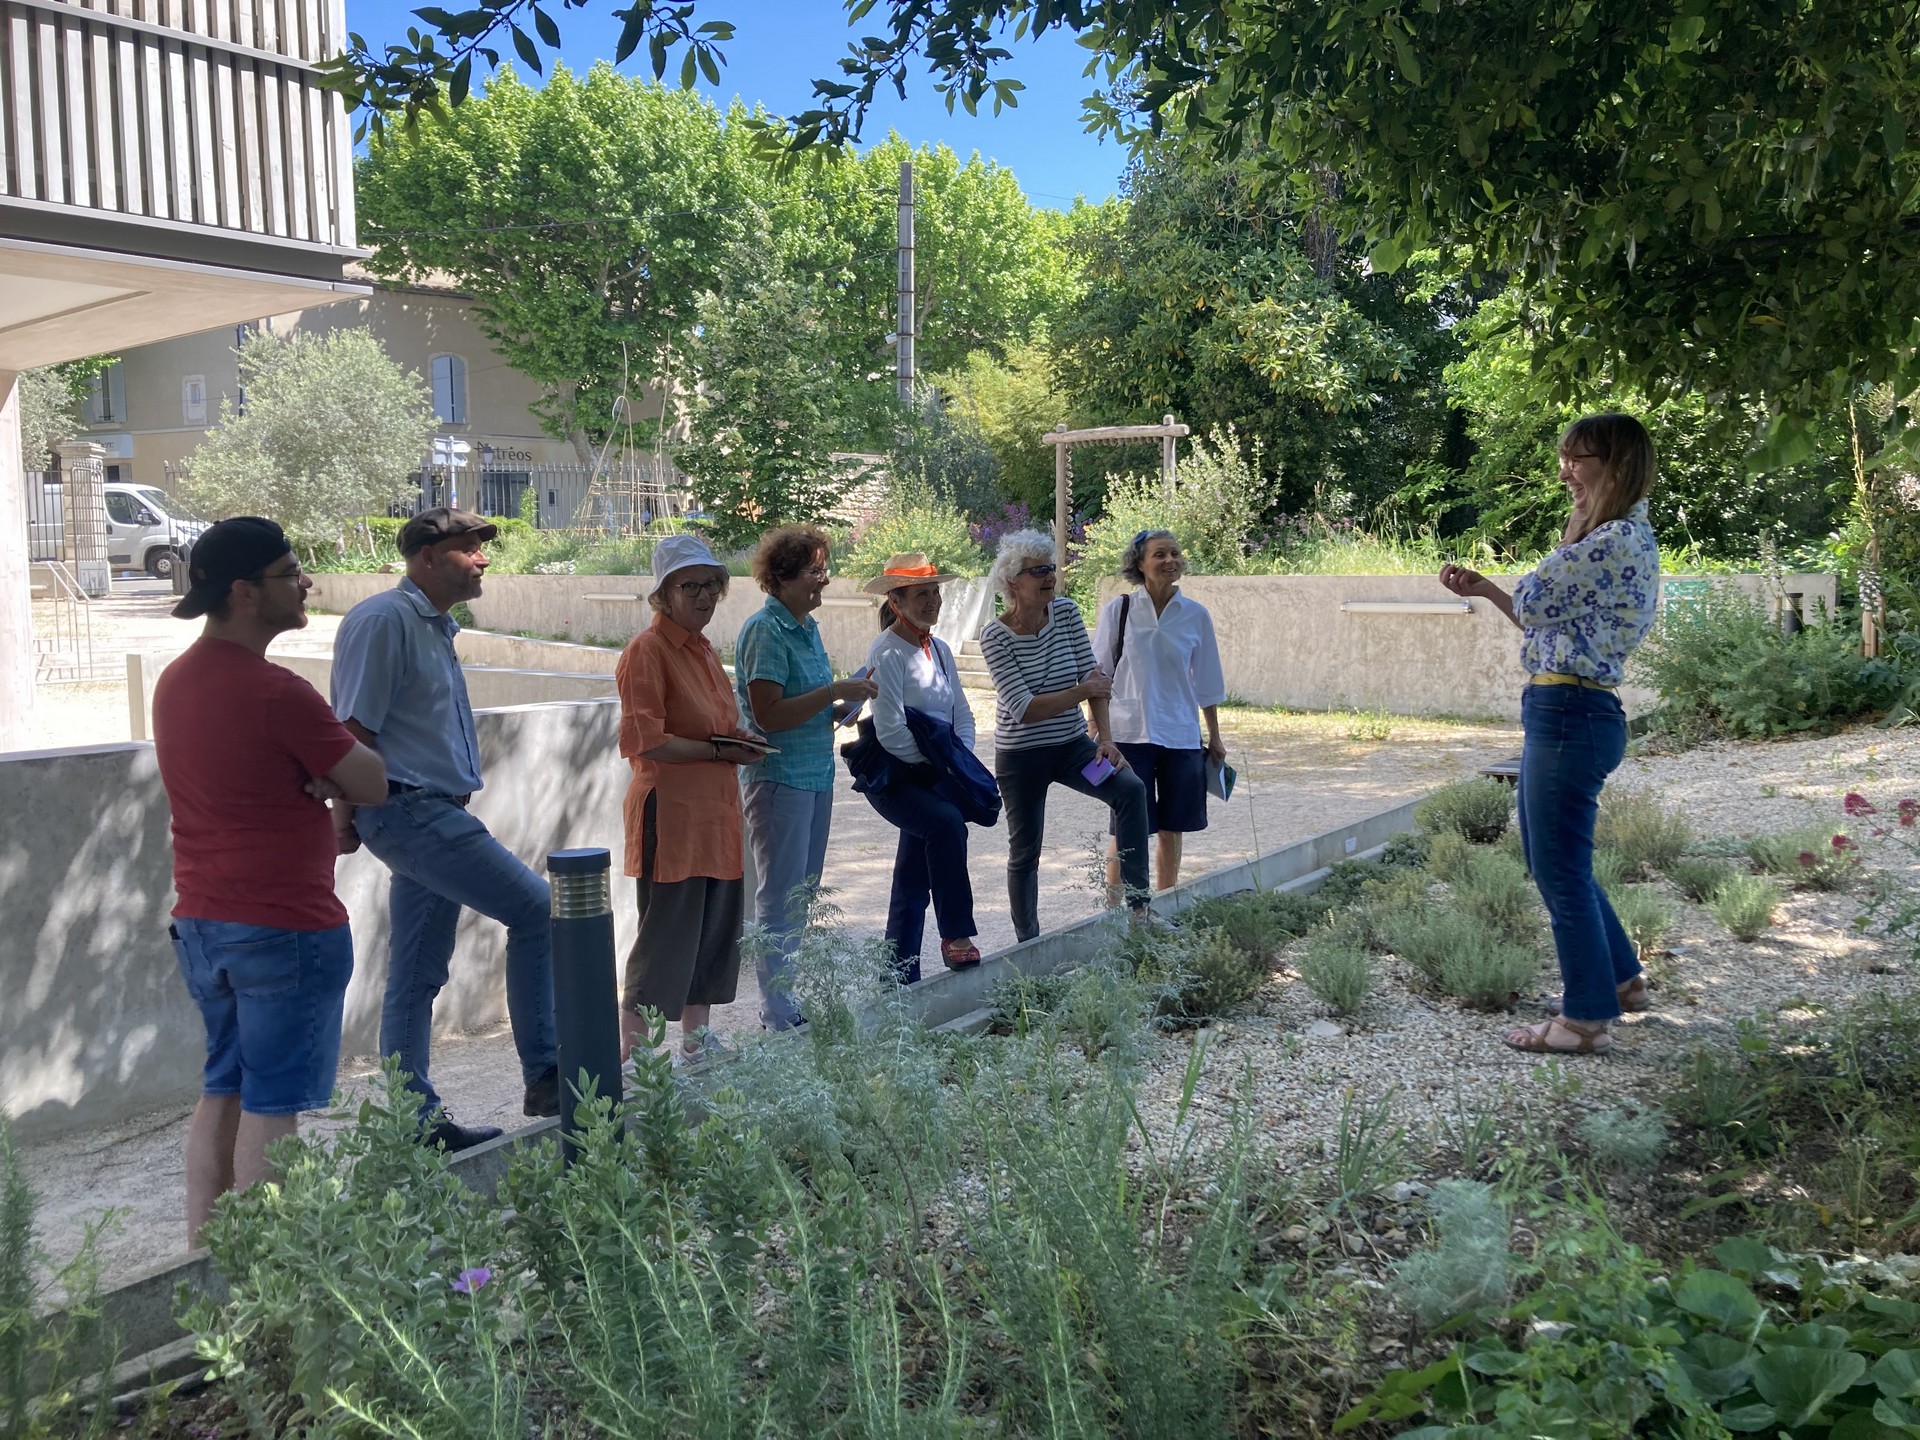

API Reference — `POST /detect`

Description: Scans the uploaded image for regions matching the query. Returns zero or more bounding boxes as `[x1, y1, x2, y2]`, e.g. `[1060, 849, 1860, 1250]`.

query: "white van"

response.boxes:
[31, 482, 209, 579]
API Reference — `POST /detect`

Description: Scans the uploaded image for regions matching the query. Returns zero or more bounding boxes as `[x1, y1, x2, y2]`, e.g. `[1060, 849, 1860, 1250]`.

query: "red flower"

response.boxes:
[1831, 834, 1857, 852]
[1899, 798, 1919, 827]
[1798, 851, 1819, 868]
[1845, 792, 1877, 816]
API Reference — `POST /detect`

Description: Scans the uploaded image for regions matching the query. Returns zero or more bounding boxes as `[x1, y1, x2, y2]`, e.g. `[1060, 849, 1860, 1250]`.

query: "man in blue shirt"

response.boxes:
[331, 508, 559, 1151]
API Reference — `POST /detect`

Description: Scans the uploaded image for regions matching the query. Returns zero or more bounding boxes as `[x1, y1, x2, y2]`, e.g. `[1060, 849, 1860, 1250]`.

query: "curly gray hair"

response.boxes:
[1120, 529, 1179, 586]
[987, 528, 1059, 599]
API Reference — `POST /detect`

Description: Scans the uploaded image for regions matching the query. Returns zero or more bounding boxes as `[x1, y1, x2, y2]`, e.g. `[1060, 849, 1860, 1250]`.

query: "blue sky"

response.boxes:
[344, 0, 1129, 207]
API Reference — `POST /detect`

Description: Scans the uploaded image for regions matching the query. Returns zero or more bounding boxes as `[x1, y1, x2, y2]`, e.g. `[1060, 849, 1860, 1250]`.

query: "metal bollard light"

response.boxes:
[547, 847, 622, 1164]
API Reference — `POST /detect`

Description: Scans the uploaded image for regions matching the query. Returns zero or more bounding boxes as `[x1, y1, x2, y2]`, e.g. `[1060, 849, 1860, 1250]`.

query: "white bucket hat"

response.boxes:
[649, 533, 723, 595]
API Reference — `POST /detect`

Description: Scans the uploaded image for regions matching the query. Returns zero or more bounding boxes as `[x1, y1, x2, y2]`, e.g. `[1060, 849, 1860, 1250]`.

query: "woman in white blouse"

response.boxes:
[1093, 529, 1228, 893]
[859, 553, 983, 979]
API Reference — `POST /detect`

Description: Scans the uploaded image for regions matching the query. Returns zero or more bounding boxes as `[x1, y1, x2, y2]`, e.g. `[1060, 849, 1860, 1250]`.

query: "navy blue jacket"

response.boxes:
[841, 708, 1001, 827]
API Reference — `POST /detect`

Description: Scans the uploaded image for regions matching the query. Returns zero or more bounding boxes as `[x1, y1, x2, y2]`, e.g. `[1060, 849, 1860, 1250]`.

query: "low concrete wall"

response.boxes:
[126, 651, 617, 742]
[306, 572, 895, 673]
[1, 699, 634, 1143]
[454, 629, 622, 674]
[1096, 572, 1837, 720]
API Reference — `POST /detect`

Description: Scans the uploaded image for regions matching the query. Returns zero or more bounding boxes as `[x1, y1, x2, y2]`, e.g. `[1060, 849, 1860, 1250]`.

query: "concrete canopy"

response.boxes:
[0, 236, 368, 372]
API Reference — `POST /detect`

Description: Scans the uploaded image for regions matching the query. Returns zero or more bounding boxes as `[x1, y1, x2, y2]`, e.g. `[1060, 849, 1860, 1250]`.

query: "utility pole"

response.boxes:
[896, 159, 915, 405]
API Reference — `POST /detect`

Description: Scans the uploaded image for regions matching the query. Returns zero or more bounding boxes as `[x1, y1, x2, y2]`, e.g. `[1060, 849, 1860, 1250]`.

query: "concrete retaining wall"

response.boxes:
[1, 699, 634, 1143]
[1095, 572, 1837, 720]
[305, 572, 897, 673]
[125, 651, 619, 742]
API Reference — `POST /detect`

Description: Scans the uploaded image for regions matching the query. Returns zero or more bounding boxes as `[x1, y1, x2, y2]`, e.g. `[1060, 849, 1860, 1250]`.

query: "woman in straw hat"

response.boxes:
[615, 533, 766, 1065]
[859, 553, 985, 977]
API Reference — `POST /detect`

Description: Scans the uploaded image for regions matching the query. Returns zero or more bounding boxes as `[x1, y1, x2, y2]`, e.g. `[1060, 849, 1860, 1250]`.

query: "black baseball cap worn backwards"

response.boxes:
[171, 516, 292, 620]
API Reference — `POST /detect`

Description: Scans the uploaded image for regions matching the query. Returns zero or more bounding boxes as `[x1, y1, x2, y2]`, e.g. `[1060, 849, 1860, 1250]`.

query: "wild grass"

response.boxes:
[1709, 873, 1784, 941]
[1606, 884, 1676, 960]
[1748, 826, 1863, 891]
[1295, 925, 1375, 1015]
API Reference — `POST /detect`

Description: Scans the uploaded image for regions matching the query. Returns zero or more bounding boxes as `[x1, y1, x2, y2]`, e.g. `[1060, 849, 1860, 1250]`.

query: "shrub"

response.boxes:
[1667, 855, 1736, 902]
[1074, 429, 1261, 599]
[1748, 826, 1861, 890]
[1606, 884, 1675, 959]
[1591, 847, 1631, 891]
[1637, 587, 1904, 741]
[1295, 925, 1374, 1015]
[1377, 906, 1539, 1009]
[1595, 787, 1692, 876]
[1424, 831, 1475, 884]
[1415, 778, 1513, 844]
[1380, 830, 1431, 868]
[842, 500, 987, 582]
[1447, 847, 1543, 945]
[1180, 889, 1329, 961]
[1390, 1181, 1511, 1332]
[1345, 707, 1393, 742]
[1577, 1104, 1670, 1171]
[1709, 873, 1784, 940]
[1129, 923, 1270, 1022]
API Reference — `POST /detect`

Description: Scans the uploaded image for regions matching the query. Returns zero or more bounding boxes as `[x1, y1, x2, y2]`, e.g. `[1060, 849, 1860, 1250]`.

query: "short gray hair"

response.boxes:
[1120, 529, 1178, 586]
[988, 528, 1058, 599]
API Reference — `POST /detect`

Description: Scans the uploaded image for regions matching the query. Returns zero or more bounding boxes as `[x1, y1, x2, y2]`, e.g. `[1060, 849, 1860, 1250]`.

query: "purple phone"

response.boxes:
[1081, 754, 1116, 786]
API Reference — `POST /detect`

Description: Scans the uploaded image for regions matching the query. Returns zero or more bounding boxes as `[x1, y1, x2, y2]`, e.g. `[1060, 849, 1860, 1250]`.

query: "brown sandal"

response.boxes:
[1548, 975, 1649, 1017]
[940, 938, 982, 970]
[1504, 1017, 1613, 1055]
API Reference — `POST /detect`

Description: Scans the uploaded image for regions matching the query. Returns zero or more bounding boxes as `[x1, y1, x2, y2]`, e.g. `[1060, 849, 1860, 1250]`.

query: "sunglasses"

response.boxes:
[1018, 563, 1058, 579]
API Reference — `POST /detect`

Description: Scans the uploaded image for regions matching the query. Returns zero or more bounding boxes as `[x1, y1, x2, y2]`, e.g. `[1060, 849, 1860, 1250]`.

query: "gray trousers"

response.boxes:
[621, 790, 744, 1022]
[742, 779, 833, 1029]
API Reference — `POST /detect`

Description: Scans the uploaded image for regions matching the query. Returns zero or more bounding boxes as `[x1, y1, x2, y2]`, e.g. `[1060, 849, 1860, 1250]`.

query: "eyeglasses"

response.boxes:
[803, 565, 832, 582]
[1017, 563, 1058, 579]
[1563, 451, 1602, 463]
[676, 577, 726, 598]
[255, 564, 306, 584]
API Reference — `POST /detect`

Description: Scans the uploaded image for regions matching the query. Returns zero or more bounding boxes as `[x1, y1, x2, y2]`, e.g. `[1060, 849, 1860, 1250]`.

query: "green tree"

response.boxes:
[928, 340, 1075, 517]
[16, 359, 117, 471]
[1050, 143, 1459, 514]
[1405, 290, 1851, 560]
[678, 276, 857, 545]
[178, 330, 437, 554]
[355, 63, 762, 460]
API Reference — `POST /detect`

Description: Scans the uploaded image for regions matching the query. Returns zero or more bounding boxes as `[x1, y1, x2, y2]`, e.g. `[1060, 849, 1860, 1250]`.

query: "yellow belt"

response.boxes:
[1529, 672, 1617, 691]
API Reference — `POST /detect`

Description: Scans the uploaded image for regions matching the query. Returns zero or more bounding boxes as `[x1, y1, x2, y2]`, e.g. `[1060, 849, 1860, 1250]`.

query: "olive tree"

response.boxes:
[178, 329, 437, 554]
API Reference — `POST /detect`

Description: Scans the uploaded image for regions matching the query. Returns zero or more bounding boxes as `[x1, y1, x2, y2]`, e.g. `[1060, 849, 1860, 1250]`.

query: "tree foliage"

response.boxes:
[677, 276, 857, 546]
[355, 63, 762, 460]
[1051, 143, 1460, 513]
[333, 1, 1920, 459]
[928, 339, 1075, 516]
[178, 330, 437, 553]
[1408, 290, 1852, 559]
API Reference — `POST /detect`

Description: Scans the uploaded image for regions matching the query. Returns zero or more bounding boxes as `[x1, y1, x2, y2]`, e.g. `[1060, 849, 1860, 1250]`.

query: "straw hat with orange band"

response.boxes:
[861, 552, 963, 655]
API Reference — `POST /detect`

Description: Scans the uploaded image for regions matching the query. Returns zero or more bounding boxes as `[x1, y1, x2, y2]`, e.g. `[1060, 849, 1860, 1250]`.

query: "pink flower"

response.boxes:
[1898, 798, 1918, 827]
[1798, 851, 1819, 868]
[451, 1267, 492, 1295]
[1845, 793, 1877, 816]
[1832, 834, 1857, 853]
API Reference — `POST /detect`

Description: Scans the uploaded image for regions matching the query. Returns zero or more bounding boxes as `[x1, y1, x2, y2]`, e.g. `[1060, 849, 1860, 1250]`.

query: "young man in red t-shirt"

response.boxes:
[152, 517, 388, 1245]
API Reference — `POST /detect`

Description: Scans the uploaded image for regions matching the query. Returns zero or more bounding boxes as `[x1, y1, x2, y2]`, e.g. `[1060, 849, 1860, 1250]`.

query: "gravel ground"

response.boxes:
[1126, 727, 1920, 1208]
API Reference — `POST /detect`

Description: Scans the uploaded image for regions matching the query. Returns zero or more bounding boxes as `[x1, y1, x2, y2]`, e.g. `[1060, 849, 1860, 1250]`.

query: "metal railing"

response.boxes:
[0, 0, 355, 250]
[25, 470, 62, 562]
[28, 557, 105, 682]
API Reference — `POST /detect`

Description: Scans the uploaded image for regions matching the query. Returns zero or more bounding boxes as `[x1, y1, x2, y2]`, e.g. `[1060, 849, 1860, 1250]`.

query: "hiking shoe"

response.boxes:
[523, 1066, 560, 1118]
[421, 1115, 504, 1153]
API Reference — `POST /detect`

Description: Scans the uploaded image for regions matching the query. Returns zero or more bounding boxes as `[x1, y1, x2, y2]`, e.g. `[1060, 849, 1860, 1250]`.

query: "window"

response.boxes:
[105, 491, 150, 526]
[182, 375, 207, 426]
[85, 363, 126, 425]
[430, 354, 467, 425]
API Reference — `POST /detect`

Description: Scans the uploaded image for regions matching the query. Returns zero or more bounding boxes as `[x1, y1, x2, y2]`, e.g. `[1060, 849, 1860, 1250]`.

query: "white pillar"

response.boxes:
[0, 373, 36, 752]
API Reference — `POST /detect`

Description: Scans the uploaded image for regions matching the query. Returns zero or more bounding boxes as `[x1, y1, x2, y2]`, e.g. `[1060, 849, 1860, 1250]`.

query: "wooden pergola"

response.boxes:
[1039, 415, 1191, 567]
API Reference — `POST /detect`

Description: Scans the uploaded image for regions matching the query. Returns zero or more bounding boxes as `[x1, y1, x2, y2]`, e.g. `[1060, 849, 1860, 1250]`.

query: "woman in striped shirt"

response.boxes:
[980, 530, 1150, 941]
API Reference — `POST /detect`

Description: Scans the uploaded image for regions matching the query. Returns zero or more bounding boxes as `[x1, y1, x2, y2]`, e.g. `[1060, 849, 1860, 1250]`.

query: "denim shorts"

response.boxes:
[170, 917, 354, 1116]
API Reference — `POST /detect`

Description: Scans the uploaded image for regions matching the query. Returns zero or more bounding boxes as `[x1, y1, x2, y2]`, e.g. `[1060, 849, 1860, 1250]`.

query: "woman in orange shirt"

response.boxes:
[616, 534, 766, 1063]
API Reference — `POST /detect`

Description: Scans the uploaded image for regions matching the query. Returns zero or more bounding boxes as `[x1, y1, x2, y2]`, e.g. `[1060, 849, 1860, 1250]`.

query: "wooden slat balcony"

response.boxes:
[0, 0, 358, 280]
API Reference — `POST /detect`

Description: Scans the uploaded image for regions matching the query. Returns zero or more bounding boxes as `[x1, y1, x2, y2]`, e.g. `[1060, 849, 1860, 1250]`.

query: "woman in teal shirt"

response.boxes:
[735, 525, 877, 1029]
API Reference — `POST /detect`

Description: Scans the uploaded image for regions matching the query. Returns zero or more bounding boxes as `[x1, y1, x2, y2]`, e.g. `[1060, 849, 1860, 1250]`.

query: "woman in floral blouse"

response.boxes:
[1439, 413, 1660, 1056]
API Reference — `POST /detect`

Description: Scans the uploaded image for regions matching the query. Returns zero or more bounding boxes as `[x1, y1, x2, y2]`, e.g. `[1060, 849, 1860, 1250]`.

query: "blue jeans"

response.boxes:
[742, 779, 832, 1030]
[354, 793, 557, 1112]
[171, 918, 354, 1115]
[1518, 685, 1640, 1023]
[864, 768, 977, 983]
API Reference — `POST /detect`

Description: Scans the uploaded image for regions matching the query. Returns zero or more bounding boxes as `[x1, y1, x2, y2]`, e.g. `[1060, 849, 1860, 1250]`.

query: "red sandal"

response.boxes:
[940, 938, 982, 969]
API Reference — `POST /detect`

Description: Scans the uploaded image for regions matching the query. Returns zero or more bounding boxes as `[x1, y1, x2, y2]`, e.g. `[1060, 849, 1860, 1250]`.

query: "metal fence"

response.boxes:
[399, 459, 691, 533]
[25, 471, 61, 562]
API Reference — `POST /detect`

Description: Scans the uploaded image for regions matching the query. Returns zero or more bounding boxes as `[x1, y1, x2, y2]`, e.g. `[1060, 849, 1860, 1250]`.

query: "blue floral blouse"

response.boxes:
[1511, 500, 1660, 686]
